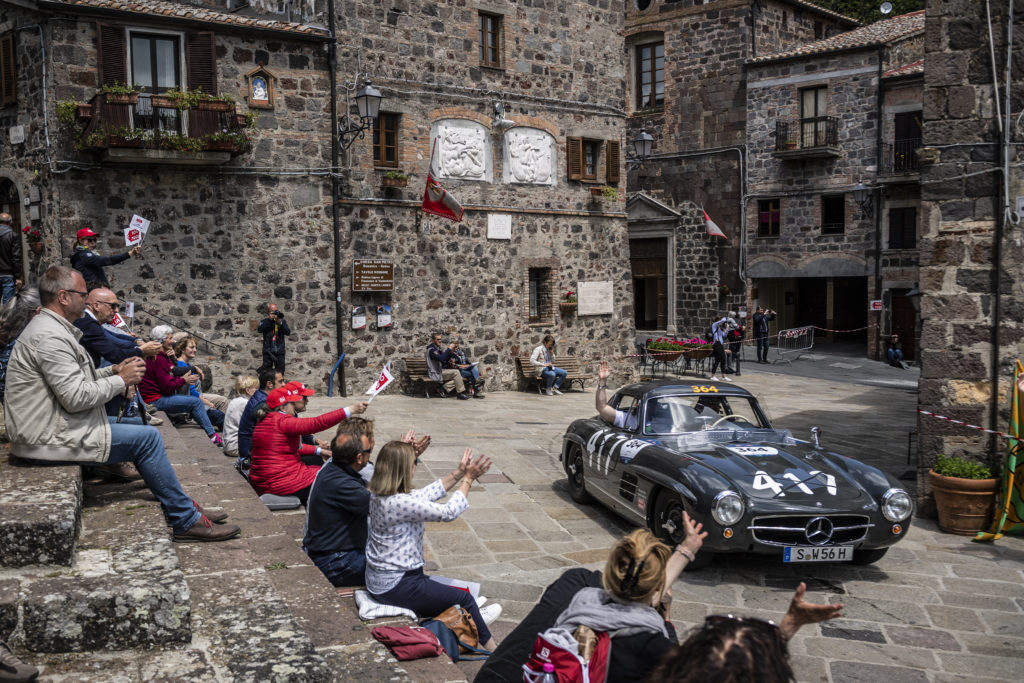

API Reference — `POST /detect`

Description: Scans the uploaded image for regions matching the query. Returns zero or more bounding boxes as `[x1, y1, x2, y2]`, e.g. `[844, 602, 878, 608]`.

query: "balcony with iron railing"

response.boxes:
[773, 116, 840, 160]
[73, 91, 253, 165]
[880, 138, 922, 175]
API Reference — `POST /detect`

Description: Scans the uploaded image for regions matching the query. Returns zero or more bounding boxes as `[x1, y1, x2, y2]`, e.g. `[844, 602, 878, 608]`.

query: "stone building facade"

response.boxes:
[745, 12, 923, 357]
[622, 0, 853, 337]
[0, 0, 635, 395]
[916, 0, 1024, 511]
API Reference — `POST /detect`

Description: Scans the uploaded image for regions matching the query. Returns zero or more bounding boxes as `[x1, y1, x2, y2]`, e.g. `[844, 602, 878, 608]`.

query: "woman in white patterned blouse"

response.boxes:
[365, 441, 497, 650]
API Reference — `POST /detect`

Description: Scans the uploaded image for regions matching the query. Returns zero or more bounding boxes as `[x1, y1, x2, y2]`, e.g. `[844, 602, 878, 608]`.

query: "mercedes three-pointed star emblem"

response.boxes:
[804, 516, 834, 545]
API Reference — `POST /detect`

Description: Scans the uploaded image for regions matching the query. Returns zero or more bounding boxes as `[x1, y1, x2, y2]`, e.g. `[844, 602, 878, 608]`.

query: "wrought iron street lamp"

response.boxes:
[339, 79, 383, 151]
[627, 127, 655, 169]
[852, 178, 873, 218]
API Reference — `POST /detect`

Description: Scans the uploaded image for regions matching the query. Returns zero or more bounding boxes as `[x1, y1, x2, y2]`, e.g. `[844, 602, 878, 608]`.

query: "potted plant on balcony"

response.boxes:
[717, 281, 730, 296]
[381, 170, 409, 188]
[929, 454, 999, 535]
[160, 88, 236, 112]
[559, 291, 577, 314]
[99, 82, 142, 105]
[590, 186, 619, 201]
[105, 126, 145, 148]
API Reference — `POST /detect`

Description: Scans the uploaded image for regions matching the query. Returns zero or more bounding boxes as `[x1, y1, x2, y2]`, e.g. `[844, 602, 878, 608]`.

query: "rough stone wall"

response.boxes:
[623, 0, 847, 294]
[333, 0, 635, 393]
[745, 48, 881, 275]
[673, 201, 721, 335]
[917, 0, 1024, 512]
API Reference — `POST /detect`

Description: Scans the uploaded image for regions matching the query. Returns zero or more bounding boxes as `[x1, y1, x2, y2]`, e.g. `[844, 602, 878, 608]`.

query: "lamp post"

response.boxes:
[627, 127, 655, 169]
[852, 178, 873, 218]
[339, 79, 383, 151]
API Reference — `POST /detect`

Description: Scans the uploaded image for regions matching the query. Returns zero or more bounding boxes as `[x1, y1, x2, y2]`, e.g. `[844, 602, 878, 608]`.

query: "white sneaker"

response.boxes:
[480, 603, 502, 626]
[545, 389, 554, 396]
[552, 388, 564, 395]
[721, 375, 733, 382]
[709, 376, 721, 382]
[475, 595, 488, 607]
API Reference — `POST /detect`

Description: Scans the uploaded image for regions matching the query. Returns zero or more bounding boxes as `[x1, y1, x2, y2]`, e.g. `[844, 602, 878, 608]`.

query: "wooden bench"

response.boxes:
[516, 356, 588, 394]
[402, 357, 444, 398]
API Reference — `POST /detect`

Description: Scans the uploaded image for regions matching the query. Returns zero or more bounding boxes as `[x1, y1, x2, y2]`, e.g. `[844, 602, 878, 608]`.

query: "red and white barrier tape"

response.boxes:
[918, 409, 1016, 439]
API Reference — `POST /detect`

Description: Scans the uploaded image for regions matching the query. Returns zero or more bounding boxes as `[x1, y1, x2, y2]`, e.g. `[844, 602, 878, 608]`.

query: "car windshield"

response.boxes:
[642, 394, 770, 435]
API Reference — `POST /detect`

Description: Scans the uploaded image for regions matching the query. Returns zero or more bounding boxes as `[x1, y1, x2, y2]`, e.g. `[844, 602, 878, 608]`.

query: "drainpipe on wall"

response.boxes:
[327, 0, 346, 396]
[873, 46, 884, 362]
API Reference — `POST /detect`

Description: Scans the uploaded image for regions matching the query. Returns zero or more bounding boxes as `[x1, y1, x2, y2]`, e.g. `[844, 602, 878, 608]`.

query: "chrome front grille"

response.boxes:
[748, 514, 873, 546]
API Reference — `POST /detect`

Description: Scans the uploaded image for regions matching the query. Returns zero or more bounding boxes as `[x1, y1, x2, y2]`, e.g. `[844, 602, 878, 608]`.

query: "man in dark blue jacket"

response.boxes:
[257, 303, 290, 373]
[303, 432, 372, 587]
[751, 306, 777, 364]
[70, 227, 141, 289]
[236, 367, 284, 468]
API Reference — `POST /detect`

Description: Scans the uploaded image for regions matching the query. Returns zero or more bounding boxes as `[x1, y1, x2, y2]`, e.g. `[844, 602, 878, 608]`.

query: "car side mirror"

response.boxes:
[810, 426, 822, 448]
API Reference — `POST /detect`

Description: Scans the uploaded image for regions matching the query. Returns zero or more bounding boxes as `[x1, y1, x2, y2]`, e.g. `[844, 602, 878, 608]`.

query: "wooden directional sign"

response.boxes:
[353, 259, 395, 292]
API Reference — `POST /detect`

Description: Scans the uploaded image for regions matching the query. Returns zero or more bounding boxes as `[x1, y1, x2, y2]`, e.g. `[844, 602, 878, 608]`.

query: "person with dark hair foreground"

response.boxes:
[5, 266, 239, 543]
[476, 513, 706, 683]
[647, 583, 843, 682]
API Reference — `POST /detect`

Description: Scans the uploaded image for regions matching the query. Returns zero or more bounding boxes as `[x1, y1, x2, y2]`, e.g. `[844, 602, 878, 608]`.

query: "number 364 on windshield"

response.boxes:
[691, 385, 719, 393]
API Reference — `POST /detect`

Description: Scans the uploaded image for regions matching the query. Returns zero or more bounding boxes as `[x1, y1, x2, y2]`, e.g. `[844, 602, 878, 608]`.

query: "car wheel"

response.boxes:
[565, 444, 593, 504]
[652, 491, 713, 571]
[851, 547, 889, 565]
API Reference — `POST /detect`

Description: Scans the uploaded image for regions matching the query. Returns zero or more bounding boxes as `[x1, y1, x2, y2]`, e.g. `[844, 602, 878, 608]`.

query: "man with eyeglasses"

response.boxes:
[69, 227, 141, 289]
[74, 287, 162, 368]
[5, 266, 240, 542]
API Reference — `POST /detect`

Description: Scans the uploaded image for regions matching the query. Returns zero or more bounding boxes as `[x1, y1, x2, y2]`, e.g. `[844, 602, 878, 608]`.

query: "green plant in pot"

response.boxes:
[929, 454, 998, 535]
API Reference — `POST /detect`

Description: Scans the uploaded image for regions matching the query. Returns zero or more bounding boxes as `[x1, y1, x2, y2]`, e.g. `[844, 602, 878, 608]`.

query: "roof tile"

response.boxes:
[750, 10, 924, 64]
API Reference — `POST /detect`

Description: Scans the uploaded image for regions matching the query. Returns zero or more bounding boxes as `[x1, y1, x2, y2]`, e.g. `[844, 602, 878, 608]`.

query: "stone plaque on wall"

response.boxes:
[353, 259, 395, 292]
[502, 128, 556, 186]
[578, 280, 613, 316]
[431, 119, 492, 182]
[487, 213, 512, 239]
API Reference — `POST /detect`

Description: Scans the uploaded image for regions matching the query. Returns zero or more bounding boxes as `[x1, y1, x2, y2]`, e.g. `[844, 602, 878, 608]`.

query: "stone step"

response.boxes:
[0, 453, 81, 568]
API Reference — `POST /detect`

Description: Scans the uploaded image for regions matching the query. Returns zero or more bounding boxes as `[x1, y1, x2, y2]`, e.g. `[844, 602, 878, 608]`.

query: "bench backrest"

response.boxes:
[404, 357, 430, 376]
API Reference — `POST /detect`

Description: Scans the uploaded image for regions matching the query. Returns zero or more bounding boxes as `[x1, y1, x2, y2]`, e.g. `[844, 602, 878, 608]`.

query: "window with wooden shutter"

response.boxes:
[0, 35, 15, 108]
[605, 140, 620, 185]
[185, 32, 217, 95]
[97, 23, 127, 87]
[567, 137, 582, 181]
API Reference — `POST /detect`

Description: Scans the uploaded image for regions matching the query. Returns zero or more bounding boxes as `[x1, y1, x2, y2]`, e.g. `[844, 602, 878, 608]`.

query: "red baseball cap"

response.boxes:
[285, 381, 316, 397]
[266, 386, 304, 409]
[77, 228, 99, 240]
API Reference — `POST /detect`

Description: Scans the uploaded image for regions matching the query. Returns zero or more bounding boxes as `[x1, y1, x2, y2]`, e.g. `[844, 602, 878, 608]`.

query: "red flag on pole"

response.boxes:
[421, 139, 465, 222]
[704, 209, 728, 239]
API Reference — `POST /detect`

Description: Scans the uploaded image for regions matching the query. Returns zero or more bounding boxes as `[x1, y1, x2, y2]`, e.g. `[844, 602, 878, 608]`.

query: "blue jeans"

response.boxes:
[459, 366, 481, 385]
[308, 548, 367, 587]
[755, 336, 770, 362]
[149, 394, 216, 436]
[541, 366, 567, 390]
[0, 276, 15, 305]
[887, 348, 904, 363]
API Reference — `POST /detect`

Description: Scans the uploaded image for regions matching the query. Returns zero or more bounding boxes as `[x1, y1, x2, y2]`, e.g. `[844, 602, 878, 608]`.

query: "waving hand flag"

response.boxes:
[365, 361, 395, 403]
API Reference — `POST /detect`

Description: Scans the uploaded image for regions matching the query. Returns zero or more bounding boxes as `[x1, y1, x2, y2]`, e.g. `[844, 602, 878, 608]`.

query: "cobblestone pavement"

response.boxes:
[303, 366, 1023, 683]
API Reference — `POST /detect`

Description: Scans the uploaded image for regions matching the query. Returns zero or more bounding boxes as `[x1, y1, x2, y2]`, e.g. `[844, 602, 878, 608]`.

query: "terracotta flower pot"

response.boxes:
[381, 175, 408, 188]
[105, 93, 138, 105]
[929, 470, 998, 535]
[559, 301, 577, 314]
[648, 348, 684, 363]
[29, 242, 43, 255]
[197, 100, 234, 112]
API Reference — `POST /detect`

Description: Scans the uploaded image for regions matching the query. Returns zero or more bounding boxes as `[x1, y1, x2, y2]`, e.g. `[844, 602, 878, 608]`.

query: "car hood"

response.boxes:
[665, 437, 879, 507]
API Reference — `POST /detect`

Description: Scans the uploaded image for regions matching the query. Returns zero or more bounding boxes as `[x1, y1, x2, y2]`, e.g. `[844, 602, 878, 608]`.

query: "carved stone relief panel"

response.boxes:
[431, 120, 492, 182]
[502, 128, 557, 186]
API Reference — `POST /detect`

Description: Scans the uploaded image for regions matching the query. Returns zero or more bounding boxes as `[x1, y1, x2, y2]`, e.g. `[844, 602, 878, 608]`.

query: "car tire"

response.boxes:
[851, 547, 889, 565]
[565, 444, 593, 504]
[652, 491, 713, 571]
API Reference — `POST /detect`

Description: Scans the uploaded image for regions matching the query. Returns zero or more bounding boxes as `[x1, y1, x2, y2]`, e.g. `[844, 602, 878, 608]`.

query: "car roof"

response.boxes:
[617, 379, 755, 399]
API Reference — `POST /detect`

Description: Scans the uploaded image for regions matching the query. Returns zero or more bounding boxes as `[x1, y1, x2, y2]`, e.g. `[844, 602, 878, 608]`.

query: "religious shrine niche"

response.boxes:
[503, 127, 557, 186]
[246, 64, 276, 109]
[430, 119, 492, 182]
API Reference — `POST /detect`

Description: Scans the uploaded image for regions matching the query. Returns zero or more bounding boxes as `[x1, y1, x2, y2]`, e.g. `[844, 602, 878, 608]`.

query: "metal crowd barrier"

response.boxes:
[774, 326, 815, 364]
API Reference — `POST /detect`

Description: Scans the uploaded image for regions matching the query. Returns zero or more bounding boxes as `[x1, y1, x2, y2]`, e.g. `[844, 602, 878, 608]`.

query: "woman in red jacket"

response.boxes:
[250, 382, 368, 503]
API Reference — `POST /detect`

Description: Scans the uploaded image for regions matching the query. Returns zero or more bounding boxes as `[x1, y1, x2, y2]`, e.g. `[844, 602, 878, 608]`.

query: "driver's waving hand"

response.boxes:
[596, 361, 638, 430]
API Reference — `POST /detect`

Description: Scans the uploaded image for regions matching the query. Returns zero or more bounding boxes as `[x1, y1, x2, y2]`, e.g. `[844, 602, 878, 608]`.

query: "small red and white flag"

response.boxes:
[704, 209, 728, 239]
[421, 139, 465, 222]
[365, 361, 395, 402]
[110, 312, 127, 329]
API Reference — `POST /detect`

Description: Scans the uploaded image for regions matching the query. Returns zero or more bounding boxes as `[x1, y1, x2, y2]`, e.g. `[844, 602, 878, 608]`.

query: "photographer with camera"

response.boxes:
[752, 305, 777, 364]
[257, 303, 290, 373]
[707, 315, 733, 383]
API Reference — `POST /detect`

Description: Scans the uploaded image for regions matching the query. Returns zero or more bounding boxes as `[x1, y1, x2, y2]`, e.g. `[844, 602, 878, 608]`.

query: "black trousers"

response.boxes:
[710, 341, 727, 375]
[262, 351, 285, 373]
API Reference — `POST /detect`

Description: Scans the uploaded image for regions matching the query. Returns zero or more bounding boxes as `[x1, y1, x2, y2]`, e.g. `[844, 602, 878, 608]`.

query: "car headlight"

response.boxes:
[881, 488, 913, 522]
[712, 491, 744, 526]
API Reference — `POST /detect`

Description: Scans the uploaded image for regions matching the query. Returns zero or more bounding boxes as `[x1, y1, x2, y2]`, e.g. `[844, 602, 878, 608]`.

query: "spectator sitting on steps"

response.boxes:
[425, 332, 470, 400]
[236, 367, 285, 470]
[4, 265, 239, 542]
[172, 333, 228, 428]
[248, 382, 367, 504]
[223, 374, 258, 459]
[138, 325, 224, 448]
[887, 334, 905, 368]
[69, 227, 141, 290]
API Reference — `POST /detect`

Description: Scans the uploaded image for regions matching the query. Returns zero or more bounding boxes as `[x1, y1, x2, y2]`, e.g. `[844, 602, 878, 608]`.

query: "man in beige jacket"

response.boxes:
[4, 266, 239, 542]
